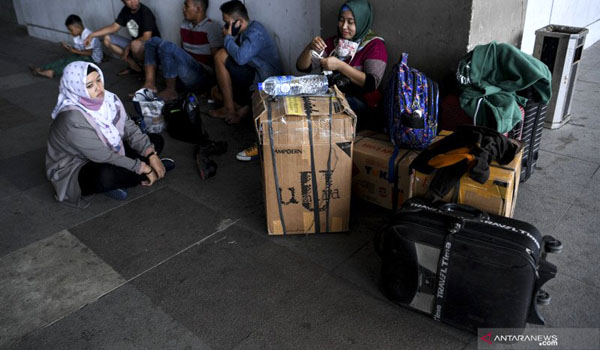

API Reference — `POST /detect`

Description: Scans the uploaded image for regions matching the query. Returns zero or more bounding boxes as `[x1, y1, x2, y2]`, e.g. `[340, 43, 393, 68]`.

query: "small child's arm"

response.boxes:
[69, 47, 93, 56]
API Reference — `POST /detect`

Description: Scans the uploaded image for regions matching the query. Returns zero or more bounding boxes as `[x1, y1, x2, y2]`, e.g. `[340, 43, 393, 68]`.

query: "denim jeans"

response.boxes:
[144, 37, 213, 92]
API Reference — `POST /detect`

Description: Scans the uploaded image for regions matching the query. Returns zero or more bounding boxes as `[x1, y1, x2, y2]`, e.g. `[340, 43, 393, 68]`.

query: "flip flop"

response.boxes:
[117, 68, 132, 76]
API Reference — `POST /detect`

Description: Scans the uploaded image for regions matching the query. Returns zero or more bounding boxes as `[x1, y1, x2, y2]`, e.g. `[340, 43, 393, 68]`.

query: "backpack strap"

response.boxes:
[400, 52, 409, 66]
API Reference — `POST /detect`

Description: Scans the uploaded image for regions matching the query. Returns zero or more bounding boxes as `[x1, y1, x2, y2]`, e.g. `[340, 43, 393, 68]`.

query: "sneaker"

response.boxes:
[236, 143, 259, 161]
[104, 188, 128, 201]
[161, 158, 176, 172]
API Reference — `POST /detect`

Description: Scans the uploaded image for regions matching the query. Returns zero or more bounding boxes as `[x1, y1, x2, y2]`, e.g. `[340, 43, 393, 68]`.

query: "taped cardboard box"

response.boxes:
[352, 131, 419, 210]
[410, 132, 523, 217]
[253, 87, 356, 235]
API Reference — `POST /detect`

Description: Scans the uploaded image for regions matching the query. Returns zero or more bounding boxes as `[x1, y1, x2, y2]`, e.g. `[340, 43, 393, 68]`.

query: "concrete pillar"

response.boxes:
[468, 0, 528, 51]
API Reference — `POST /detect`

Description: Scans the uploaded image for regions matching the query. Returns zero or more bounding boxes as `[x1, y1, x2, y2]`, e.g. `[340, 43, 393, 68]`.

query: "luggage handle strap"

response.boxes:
[437, 202, 490, 222]
[433, 232, 455, 322]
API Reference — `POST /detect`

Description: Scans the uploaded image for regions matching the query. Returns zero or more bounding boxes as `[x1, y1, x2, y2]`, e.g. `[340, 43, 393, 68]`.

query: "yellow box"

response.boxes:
[410, 132, 523, 218]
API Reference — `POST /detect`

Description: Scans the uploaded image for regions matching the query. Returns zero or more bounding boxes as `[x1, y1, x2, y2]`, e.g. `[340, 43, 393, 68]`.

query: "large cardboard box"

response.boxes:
[352, 131, 419, 210]
[410, 132, 523, 217]
[253, 87, 356, 235]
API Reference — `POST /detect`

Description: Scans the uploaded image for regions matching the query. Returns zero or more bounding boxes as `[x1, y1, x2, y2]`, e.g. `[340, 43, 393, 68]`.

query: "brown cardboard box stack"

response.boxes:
[352, 131, 419, 210]
[351, 130, 523, 217]
[253, 87, 356, 235]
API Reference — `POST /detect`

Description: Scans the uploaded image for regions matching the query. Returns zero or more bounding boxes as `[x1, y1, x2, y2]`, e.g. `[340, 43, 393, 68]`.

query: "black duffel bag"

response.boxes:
[162, 93, 208, 144]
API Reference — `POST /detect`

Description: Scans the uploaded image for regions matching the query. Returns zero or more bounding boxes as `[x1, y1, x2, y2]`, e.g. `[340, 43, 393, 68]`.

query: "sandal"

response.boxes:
[117, 67, 142, 76]
[195, 152, 217, 180]
[28, 64, 40, 76]
[194, 140, 228, 157]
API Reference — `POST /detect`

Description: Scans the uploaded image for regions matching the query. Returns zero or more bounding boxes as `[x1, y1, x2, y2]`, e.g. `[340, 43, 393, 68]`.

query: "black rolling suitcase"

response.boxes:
[376, 198, 561, 333]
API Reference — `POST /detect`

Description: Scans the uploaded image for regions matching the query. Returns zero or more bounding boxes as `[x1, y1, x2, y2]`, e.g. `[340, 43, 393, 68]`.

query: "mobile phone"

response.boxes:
[230, 20, 241, 36]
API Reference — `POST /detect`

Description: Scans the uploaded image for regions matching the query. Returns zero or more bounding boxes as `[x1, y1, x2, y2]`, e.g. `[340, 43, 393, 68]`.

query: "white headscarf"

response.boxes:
[51, 61, 124, 155]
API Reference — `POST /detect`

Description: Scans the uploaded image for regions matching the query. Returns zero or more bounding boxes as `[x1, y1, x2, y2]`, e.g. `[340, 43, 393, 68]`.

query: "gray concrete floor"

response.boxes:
[0, 21, 599, 349]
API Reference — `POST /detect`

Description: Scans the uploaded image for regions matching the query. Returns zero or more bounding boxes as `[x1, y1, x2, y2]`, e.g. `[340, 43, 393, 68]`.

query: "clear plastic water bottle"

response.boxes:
[258, 75, 329, 96]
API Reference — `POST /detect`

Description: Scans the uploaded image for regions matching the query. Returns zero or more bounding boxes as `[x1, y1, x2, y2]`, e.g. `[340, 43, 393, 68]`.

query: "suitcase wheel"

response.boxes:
[536, 289, 551, 305]
[544, 238, 563, 254]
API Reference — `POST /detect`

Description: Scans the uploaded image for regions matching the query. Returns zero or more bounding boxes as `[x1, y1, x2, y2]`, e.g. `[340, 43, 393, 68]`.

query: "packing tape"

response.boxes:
[302, 145, 310, 160]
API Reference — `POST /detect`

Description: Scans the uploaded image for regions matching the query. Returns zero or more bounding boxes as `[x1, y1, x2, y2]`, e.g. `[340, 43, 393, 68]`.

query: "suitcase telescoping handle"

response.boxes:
[437, 203, 490, 221]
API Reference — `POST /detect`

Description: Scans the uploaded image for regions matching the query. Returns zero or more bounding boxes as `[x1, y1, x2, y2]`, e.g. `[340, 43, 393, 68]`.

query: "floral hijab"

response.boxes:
[51, 61, 125, 155]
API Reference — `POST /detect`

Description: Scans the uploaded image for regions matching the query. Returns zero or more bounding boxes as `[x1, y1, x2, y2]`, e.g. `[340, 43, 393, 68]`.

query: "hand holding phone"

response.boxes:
[224, 19, 241, 37]
[231, 20, 241, 36]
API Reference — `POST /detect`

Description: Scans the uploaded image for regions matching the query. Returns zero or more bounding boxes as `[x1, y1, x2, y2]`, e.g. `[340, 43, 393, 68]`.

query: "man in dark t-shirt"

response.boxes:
[85, 0, 160, 75]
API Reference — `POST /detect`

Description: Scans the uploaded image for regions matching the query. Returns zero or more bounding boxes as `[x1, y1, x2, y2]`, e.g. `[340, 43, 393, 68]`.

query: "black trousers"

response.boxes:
[78, 134, 164, 195]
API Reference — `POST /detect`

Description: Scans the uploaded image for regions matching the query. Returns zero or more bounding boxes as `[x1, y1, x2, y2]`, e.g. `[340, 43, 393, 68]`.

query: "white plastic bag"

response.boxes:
[132, 88, 165, 133]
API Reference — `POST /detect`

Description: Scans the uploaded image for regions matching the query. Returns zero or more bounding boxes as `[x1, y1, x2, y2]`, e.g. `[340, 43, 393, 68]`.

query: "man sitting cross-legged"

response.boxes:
[84, 0, 161, 76]
[142, 0, 223, 101]
[208, 0, 283, 124]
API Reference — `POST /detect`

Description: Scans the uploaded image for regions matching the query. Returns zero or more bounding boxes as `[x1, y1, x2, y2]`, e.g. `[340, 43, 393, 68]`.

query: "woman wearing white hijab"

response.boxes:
[46, 61, 172, 207]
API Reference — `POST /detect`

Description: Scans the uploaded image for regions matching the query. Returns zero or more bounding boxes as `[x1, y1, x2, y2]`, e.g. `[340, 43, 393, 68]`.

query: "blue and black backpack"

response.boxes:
[385, 53, 439, 150]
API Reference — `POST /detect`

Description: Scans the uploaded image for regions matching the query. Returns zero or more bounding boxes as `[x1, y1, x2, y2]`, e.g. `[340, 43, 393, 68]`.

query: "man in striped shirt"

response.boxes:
[143, 0, 223, 101]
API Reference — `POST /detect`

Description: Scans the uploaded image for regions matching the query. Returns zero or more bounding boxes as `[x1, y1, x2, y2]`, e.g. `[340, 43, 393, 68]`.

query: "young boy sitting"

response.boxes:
[30, 15, 103, 79]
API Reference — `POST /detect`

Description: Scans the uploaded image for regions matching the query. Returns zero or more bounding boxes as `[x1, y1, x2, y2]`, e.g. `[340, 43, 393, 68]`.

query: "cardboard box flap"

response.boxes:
[332, 85, 357, 121]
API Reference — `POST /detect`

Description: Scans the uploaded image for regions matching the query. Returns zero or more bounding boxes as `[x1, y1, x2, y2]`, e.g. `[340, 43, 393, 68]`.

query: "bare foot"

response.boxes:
[157, 88, 178, 101]
[224, 114, 242, 124]
[210, 85, 223, 104]
[141, 83, 158, 93]
[237, 105, 251, 117]
[208, 106, 236, 120]
[37, 69, 54, 79]
[29, 65, 53, 78]
[129, 61, 142, 73]
[225, 105, 251, 124]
